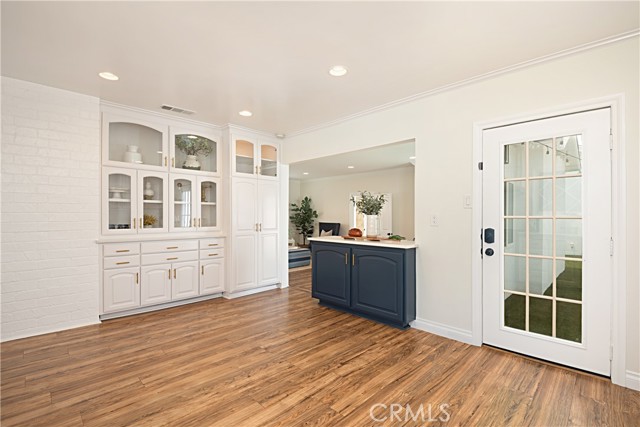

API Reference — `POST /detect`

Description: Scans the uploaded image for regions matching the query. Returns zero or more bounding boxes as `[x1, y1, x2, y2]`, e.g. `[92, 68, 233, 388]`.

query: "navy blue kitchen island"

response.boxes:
[309, 236, 417, 329]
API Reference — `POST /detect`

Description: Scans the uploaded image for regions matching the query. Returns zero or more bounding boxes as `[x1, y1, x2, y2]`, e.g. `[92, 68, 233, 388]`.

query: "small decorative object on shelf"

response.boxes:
[143, 182, 155, 200]
[201, 183, 211, 202]
[143, 214, 157, 228]
[350, 191, 386, 237]
[123, 145, 143, 164]
[175, 135, 214, 170]
[348, 228, 363, 237]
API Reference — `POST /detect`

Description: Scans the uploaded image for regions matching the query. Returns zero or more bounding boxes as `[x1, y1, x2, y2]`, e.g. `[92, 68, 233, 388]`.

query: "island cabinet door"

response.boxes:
[312, 244, 351, 307]
[351, 247, 404, 322]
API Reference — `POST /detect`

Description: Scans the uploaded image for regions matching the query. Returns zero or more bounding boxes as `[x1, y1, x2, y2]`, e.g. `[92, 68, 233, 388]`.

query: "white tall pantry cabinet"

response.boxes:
[227, 130, 281, 296]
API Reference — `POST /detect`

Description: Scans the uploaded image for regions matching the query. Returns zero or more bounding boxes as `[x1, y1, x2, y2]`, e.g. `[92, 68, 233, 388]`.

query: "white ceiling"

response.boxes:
[1, 2, 638, 136]
[289, 139, 414, 180]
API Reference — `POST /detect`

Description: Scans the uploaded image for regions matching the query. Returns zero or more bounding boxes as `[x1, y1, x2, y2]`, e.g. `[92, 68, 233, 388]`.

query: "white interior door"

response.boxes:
[482, 108, 612, 375]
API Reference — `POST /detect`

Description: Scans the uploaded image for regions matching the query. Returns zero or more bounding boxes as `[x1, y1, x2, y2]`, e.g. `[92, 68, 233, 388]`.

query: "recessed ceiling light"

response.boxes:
[98, 71, 119, 81]
[239, 110, 253, 117]
[275, 133, 285, 139]
[303, 172, 309, 175]
[409, 156, 416, 160]
[347, 165, 355, 169]
[329, 66, 348, 77]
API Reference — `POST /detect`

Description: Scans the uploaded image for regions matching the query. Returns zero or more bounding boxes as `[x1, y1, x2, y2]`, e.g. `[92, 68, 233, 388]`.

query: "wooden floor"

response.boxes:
[1, 270, 638, 426]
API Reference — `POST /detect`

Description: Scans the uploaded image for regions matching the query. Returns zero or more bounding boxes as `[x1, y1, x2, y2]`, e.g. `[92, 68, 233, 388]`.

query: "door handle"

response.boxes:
[485, 248, 495, 256]
[484, 228, 495, 244]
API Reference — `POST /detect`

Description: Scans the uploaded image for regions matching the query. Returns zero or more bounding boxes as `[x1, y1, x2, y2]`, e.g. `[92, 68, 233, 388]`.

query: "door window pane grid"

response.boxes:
[502, 136, 583, 343]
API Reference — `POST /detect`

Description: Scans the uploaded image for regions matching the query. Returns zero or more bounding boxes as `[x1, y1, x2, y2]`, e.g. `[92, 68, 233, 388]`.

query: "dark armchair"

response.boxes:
[318, 222, 341, 236]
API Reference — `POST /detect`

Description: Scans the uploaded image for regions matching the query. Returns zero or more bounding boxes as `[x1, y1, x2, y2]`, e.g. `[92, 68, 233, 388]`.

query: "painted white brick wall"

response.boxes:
[1, 77, 101, 341]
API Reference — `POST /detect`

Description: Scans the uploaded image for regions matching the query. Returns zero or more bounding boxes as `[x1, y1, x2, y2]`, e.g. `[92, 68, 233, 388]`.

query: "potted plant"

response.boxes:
[350, 191, 386, 237]
[175, 135, 214, 170]
[290, 196, 318, 246]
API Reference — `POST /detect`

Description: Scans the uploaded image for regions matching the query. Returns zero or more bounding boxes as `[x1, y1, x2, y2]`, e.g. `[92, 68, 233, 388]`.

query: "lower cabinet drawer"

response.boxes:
[142, 240, 198, 254]
[142, 250, 198, 265]
[200, 238, 224, 249]
[104, 255, 140, 270]
[103, 242, 140, 257]
[200, 249, 224, 260]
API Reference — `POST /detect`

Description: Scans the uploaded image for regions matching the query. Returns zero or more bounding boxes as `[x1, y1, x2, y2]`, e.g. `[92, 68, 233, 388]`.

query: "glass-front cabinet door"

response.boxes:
[138, 171, 168, 234]
[259, 142, 278, 178]
[197, 177, 220, 230]
[170, 127, 220, 175]
[102, 167, 137, 234]
[102, 112, 168, 170]
[169, 175, 196, 232]
[233, 136, 256, 176]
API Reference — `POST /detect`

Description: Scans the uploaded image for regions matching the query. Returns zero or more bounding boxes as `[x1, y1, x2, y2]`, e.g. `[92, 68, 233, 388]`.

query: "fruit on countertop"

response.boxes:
[348, 228, 363, 237]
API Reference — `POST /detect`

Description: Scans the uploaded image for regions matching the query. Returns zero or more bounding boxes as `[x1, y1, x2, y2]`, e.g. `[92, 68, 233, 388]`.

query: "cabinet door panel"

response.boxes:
[351, 248, 403, 321]
[233, 178, 258, 232]
[312, 244, 350, 307]
[259, 181, 279, 232]
[258, 232, 279, 286]
[172, 261, 199, 300]
[103, 267, 140, 312]
[141, 265, 171, 305]
[233, 234, 257, 291]
[201, 259, 225, 294]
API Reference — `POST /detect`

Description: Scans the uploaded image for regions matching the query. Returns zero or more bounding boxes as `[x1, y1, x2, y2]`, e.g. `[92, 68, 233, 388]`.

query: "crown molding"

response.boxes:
[286, 30, 639, 139]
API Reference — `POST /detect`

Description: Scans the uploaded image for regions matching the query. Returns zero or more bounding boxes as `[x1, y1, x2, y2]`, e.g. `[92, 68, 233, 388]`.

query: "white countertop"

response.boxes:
[308, 236, 418, 249]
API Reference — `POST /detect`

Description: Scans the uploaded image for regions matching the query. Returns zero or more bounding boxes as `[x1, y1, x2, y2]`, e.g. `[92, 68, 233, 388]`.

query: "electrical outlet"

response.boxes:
[430, 215, 439, 227]
[463, 195, 472, 209]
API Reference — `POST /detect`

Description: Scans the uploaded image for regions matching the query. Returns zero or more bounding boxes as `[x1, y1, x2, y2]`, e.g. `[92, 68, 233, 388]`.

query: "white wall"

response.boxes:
[295, 166, 415, 242]
[283, 38, 639, 377]
[1, 77, 101, 341]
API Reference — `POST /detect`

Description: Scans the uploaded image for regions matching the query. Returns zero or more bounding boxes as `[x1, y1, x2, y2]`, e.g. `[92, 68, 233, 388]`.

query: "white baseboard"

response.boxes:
[100, 293, 222, 320]
[1, 319, 100, 343]
[411, 318, 475, 345]
[223, 284, 278, 299]
[626, 370, 640, 391]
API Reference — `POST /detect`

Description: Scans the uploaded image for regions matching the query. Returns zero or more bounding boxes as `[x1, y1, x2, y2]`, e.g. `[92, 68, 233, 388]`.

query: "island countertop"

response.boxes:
[308, 235, 418, 249]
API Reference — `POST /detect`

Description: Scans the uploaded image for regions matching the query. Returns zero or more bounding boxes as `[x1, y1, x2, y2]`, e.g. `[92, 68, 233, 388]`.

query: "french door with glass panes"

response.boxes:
[482, 108, 612, 375]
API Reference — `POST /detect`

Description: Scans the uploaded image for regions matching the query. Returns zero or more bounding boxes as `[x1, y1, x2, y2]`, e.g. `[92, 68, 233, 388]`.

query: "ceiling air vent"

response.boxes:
[161, 104, 195, 115]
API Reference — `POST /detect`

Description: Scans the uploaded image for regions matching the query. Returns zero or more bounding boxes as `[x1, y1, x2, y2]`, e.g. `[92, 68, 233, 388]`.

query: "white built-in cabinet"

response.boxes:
[229, 131, 280, 295]
[102, 238, 225, 315]
[101, 107, 221, 235]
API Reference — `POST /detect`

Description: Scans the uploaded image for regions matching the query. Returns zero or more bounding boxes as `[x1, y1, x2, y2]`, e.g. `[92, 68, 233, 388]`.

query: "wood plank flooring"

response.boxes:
[2, 269, 638, 426]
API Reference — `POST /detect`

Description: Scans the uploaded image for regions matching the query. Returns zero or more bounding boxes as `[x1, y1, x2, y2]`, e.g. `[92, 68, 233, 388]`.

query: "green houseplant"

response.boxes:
[350, 191, 386, 237]
[175, 135, 214, 170]
[290, 196, 318, 246]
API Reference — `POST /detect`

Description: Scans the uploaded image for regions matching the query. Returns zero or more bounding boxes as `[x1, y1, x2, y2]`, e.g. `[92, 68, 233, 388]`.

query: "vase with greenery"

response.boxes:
[175, 135, 214, 170]
[290, 196, 318, 246]
[350, 191, 386, 237]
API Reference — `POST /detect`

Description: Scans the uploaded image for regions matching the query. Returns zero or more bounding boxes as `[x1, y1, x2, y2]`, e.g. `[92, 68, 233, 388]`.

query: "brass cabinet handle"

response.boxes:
[116, 261, 130, 265]
[168, 269, 171, 279]
[255, 165, 258, 174]
[344, 253, 348, 265]
[167, 257, 178, 261]
[164, 156, 168, 166]
[140, 218, 143, 229]
[208, 253, 218, 257]
[166, 246, 178, 249]
[135, 272, 139, 284]
[198, 218, 201, 227]
[352, 254, 355, 266]
[208, 244, 218, 247]
[115, 249, 129, 253]
[259, 223, 262, 232]
[173, 269, 176, 279]
[201, 265, 204, 275]
[132, 218, 136, 229]
[171, 157, 175, 168]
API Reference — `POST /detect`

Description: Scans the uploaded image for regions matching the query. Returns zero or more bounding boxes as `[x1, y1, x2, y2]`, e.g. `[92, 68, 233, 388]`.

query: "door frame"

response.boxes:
[471, 94, 627, 386]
